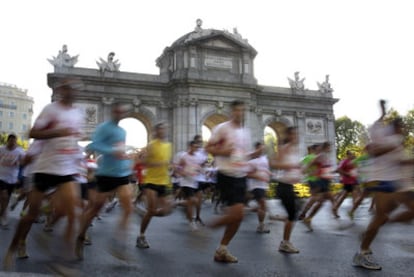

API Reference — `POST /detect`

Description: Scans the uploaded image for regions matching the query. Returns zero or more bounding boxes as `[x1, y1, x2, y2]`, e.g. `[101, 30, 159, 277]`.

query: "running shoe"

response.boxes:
[136, 236, 150, 248]
[279, 241, 300, 254]
[17, 241, 29, 259]
[353, 252, 382, 270]
[214, 248, 238, 263]
[256, 224, 270, 234]
[190, 221, 198, 232]
[84, 235, 92, 245]
[302, 218, 313, 232]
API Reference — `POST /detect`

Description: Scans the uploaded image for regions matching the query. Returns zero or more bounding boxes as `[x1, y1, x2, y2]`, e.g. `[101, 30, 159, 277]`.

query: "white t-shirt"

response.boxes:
[22, 140, 43, 177]
[248, 155, 270, 190]
[365, 122, 405, 182]
[194, 148, 208, 182]
[209, 121, 252, 178]
[179, 152, 201, 189]
[276, 145, 303, 184]
[0, 146, 25, 184]
[32, 102, 83, 176]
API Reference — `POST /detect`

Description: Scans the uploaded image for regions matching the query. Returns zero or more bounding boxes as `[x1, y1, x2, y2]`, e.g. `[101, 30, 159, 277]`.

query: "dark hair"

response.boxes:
[322, 141, 331, 149]
[230, 100, 245, 109]
[254, 141, 263, 148]
[193, 134, 202, 141]
[283, 126, 297, 144]
[7, 134, 17, 141]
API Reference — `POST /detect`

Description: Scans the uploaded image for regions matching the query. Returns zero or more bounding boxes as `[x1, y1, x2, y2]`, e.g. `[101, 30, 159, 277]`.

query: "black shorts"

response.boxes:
[315, 178, 330, 193]
[181, 186, 197, 198]
[0, 180, 14, 196]
[143, 183, 169, 197]
[33, 173, 75, 193]
[276, 182, 297, 221]
[251, 188, 266, 202]
[217, 172, 247, 206]
[198, 182, 211, 191]
[96, 176, 130, 193]
[343, 183, 358, 193]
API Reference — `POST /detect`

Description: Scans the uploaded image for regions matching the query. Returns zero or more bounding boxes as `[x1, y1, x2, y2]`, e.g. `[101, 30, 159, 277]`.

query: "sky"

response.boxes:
[1, 0, 414, 147]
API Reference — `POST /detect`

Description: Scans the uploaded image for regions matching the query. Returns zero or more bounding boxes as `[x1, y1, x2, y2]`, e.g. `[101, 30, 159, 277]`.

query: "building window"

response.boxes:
[0, 111, 2, 117]
[8, 122, 13, 130]
[9, 111, 14, 118]
[22, 124, 27, 131]
[0, 121, 2, 128]
[23, 113, 27, 120]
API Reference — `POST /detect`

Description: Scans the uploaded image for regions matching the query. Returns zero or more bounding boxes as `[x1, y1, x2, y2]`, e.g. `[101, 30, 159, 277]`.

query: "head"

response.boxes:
[322, 141, 331, 153]
[111, 102, 131, 123]
[346, 150, 355, 159]
[188, 140, 199, 154]
[230, 100, 245, 125]
[193, 134, 203, 145]
[294, 71, 300, 80]
[254, 141, 265, 154]
[325, 74, 330, 81]
[54, 78, 81, 104]
[154, 122, 168, 140]
[62, 44, 68, 53]
[108, 52, 115, 61]
[6, 134, 17, 149]
[283, 126, 298, 144]
[196, 18, 202, 27]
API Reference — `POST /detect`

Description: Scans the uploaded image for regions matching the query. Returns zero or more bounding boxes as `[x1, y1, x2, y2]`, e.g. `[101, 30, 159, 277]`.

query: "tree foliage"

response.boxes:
[335, 116, 368, 160]
[384, 108, 414, 152]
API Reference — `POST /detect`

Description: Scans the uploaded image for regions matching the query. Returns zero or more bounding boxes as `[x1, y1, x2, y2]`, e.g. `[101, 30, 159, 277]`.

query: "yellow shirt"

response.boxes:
[144, 139, 172, 186]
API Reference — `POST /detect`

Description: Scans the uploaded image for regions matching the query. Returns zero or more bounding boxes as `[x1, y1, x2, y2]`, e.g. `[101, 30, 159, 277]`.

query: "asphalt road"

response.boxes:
[0, 198, 413, 277]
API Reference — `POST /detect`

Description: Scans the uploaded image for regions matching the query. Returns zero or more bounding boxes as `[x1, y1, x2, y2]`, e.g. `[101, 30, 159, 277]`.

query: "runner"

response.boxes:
[270, 127, 302, 253]
[352, 101, 414, 270]
[0, 134, 25, 229]
[3, 79, 83, 269]
[75, 102, 133, 260]
[205, 100, 259, 263]
[332, 150, 360, 214]
[136, 122, 174, 249]
[247, 142, 271, 234]
[178, 140, 202, 231]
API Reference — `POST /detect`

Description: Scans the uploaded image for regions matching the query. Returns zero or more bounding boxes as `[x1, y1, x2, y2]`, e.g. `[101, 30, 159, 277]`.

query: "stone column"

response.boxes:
[326, 114, 337, 164]
[296, 112, 306, 156]
[101, 97, 114, 122]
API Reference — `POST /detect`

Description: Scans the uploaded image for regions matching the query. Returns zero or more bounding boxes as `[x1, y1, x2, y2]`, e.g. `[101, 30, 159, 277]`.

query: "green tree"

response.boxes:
[385, 108, 414, 152]
[335, 116, 368, 160]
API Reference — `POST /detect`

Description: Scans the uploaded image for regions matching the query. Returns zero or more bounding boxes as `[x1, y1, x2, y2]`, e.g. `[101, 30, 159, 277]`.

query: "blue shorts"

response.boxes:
[365, 181, 398, 193]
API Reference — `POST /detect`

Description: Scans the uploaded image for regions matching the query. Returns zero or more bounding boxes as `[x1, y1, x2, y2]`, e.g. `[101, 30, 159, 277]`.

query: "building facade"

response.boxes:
[0, 83, 33, 139]
[47, 22, 338, 160]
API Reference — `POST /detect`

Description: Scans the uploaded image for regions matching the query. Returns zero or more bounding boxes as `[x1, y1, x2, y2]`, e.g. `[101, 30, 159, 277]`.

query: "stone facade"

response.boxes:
[47, 26, 338, 160]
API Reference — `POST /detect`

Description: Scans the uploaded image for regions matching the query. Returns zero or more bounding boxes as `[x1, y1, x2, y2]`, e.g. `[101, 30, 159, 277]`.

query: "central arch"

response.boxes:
[201, 113, 229, 141]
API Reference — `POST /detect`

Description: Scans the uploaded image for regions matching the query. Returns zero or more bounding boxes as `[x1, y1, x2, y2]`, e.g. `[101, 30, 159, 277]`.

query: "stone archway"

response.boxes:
[201, 113, 229, 141]
[119, 110, 153, 148]
[263, 119, 289, 155]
